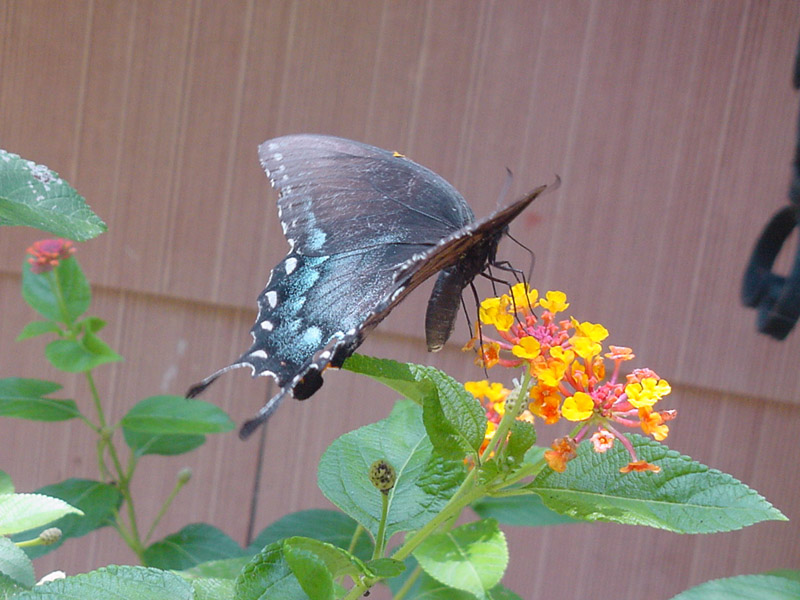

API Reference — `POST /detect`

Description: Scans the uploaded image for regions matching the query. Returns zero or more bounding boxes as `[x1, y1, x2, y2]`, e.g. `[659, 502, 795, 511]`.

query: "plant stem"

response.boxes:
[372, 491, 390, 560]
[145, 473, 188, 544]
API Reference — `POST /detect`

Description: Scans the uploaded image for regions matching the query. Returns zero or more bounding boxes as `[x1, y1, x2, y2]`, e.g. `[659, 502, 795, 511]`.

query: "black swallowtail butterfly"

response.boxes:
[187, 134, 556, 438]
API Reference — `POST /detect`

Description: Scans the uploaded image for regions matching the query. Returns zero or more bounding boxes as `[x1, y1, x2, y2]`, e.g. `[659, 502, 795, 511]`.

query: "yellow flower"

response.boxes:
[572, 319, 609, 342]
[509, 283, 538, 311]
[512, 336, 541, 360]
[562, 391, 594, 421]
[539, 290, 569, 313]
[625, 377, 671, 408]
[479, 297, 513, 331]
[571, 335, 602, 360]
[464, 380, 508, 403]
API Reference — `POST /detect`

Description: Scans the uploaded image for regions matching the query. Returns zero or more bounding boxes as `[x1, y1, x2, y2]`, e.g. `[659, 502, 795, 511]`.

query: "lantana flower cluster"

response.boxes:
[27, 239, 75, 274]
[464, 283, 675, 474]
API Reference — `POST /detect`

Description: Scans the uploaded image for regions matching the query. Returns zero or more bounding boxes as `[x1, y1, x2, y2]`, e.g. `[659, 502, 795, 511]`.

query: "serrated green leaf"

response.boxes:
[0, 472, 13, 495]
[0, 377, 79, 422]
[13, 479, 122, 559]
[11, 565, 191, 599]
[472, 493, 579, 527]
[414, 519, 508, 598]
[506, 420, 536, 465]
[390, 568, 522, 600]
[668, 573, 800, 599]
[317, 400, 462, 539]
[0, 571, 25, 598]
[341, 354, 435, 404]
[0, 537, 34, 588]
[180, 557, 252, 580]
[0, 150, 106, 240]
[190, 577, 237, 600]
[283, 543, 334, 600]
[144, 523, 245, 570]
[21, 259, 90, 324]
[17, 321, 62, 341]
[121, 396, 234, 435]
[416, 364, 486, 460]
[76, 316, 106, 333]
[531, 434, 787, 533]
[248, 510, 372, 561]
[0, 493, 82, 536]
[234, 542, 307, 600]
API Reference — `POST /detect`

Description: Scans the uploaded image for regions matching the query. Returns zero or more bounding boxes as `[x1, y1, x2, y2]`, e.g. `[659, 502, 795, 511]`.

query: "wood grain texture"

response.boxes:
[1, 0, 799, 594]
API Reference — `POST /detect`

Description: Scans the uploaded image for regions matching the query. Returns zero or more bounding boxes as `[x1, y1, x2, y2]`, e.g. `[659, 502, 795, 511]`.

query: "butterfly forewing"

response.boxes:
[259, 134, 475, 256]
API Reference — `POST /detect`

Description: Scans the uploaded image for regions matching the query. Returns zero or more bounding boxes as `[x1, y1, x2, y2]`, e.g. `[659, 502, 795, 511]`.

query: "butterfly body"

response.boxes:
[187, 134, 554, 437]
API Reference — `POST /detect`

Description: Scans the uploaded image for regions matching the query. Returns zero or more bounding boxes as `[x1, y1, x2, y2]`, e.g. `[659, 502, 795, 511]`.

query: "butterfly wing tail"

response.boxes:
[239, 388, 290, 439]
[185, 362, 253, 398]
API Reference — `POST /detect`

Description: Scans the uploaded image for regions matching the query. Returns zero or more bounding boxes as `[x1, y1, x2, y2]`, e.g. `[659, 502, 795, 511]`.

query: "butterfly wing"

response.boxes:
[188, 135, 479, 435]
[260, 134, 475, 255]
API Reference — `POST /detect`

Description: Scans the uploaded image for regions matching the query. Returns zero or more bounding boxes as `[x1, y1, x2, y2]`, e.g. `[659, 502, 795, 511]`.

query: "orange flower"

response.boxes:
[620, 460, 661, 474]
[27, 239, 75, 274]
[544, 437, 577, 473]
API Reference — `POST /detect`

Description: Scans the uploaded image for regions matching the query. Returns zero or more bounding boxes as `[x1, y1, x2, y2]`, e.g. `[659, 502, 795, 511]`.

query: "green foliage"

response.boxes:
[0, 233, 789, 599]
[0, 149, 106, 241]
[318, 400, 464, 541]
[13, 480, 122, 559]
[530, 434, 786, 533]
[0, 379, 78, 422]
[143, 524, 246, 570]
[668, 572, 800, 599]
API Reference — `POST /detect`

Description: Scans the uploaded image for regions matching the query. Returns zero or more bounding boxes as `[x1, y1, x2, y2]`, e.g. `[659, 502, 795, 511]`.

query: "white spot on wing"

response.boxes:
[260, 320, 274, 331]
[302, 326, 323, 346]
[266, 291, 278, 308]
[285, 256, 298, 274]
[250, 350, 268, 359]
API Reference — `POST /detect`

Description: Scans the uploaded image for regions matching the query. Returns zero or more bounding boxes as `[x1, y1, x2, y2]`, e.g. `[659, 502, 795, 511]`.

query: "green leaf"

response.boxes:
[414, 519, 508, 598]
[0, 536, 34, 588]
[282, 542, 334, 600]
[144, 523, 245, 570]
[0, 378, 79, 421]
[506, 420, 536, 465]
[416, 364, 486, 459]
[190, 578, 237, 600]
[0, 471, 13, 494]
[11, 565, 191, 599]
[342, 355, 486, 459]
[0, 149, 106, 240]
[21, 258, 90, 324]
[472, 493, 579, 527]
[317, 400, 463, 539]
[341, 354, 435, 404]
[0, 493, 82, 536]
[76, 316, 106, 334]
[365, 558, 405, 578]
[248, 510, 372, 561]
[180, 557, 252, 580]
[0, 571, 25, 597]
[45, 333, 122, 373]
[531, 434, 787, 533]
[389, 566, 522, 599]
[234, 542, 307, 600]
[668, 573, 800, 599]
[123, 429, 206, 457]
[121, 396, 234, 435]
[17, 321, 62, 340]
[14, 479, 122, 559]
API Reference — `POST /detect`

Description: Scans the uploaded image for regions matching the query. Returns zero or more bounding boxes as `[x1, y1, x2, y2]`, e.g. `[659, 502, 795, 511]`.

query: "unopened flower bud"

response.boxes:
[177, 468, 192, 484]
[39, 528, 62, 545]
[369, 459, 396, 494]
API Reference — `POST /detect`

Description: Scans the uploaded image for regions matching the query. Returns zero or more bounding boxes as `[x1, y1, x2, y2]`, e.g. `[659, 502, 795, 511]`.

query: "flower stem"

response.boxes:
[372, 491, 390, 560]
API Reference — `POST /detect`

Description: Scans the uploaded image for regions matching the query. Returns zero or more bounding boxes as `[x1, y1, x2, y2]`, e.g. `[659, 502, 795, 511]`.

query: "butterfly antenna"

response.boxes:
[495, 167, 514, 209]
[239, 388, 289, 439]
